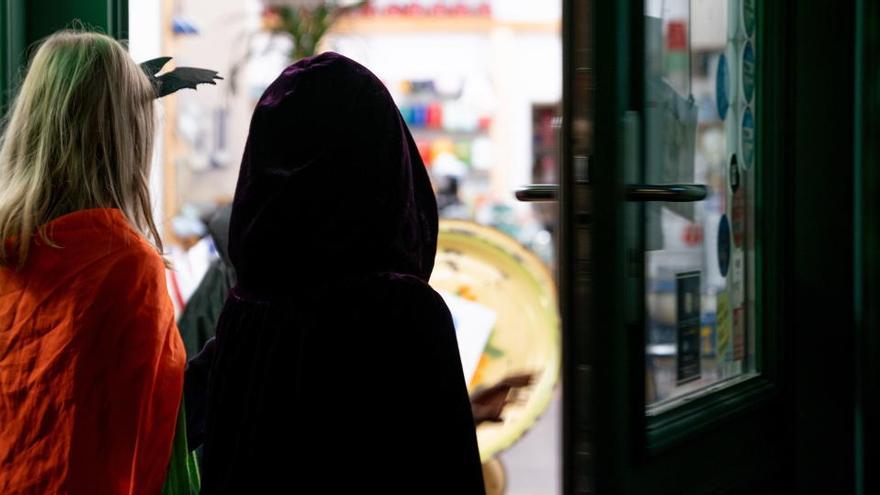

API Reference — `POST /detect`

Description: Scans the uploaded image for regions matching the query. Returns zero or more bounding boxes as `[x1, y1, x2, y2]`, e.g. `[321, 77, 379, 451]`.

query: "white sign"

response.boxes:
[440, 291, 496, 384]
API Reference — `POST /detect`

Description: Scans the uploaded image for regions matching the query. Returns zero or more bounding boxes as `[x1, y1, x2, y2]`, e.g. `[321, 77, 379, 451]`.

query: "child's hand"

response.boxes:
[470, 373, 535, 426]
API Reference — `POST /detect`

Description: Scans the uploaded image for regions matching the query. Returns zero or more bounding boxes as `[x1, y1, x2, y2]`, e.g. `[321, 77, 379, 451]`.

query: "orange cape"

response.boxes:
[0, 209, 185, 494]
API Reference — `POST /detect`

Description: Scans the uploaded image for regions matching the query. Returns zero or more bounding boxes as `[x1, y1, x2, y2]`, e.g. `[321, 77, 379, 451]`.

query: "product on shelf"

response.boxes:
[361, 1, 492, 17]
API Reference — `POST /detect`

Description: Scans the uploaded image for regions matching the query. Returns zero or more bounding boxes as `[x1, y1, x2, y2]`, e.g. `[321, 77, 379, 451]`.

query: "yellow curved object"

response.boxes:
[431, 220, 561, 461]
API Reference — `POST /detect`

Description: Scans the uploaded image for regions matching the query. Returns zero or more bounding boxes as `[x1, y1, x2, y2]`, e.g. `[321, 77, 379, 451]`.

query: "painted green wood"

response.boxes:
[854, 0, 880, 493]
[0, 0, 127, 112]
[24, 0, 124, 42]
[1, 0, 7, 110]
[645, 378, 776, 453]
[754, 0, 785, 388]
[0, 0, 25, 113]
[789, 0, 857, 492]
[587, 0, 637, 490]
[558, 1, 588, 494]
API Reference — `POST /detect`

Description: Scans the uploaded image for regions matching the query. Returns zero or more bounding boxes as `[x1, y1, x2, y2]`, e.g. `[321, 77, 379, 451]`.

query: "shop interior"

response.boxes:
[132, 1, 562, 493]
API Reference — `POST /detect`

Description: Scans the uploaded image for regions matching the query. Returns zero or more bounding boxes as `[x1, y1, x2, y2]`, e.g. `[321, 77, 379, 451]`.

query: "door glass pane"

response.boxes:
[644, 0, 757, 411]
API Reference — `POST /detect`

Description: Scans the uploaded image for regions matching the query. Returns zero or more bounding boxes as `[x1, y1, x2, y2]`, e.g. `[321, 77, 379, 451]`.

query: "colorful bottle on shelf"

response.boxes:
[454, 140, 472, 163]
[416, 139, 433, 167]
[427, 103, 444, 129]
[399, 105, 414, 125]
[412, 104, 427, 128]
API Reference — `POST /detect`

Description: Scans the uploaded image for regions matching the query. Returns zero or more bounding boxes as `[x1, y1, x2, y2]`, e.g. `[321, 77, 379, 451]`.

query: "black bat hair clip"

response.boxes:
[140, 57, 223, 99]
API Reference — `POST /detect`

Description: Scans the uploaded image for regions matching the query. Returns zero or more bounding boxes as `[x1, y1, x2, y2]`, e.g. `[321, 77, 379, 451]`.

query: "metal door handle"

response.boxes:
[515, 184, 707, 203]
[624, 184, 707, 202]
[515, 184, 560, 202]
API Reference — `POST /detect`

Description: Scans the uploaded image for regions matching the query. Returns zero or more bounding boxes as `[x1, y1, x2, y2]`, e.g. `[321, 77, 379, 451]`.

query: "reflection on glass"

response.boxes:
[645, 0, 757, 410]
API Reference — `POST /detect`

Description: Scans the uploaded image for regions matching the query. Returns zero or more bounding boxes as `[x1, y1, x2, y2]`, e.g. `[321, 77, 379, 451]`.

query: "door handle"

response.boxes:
[514, 184, 708, 202]
[515, 184, 560, 202]
[624, 184, 707, 202]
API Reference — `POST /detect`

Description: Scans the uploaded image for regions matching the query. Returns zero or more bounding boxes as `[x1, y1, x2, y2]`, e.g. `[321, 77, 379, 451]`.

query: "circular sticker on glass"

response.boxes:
[742, 41, 755, 104]
[742, 0, 756, 38]
[717, 54, 730, 120]
[740, 108, 755, 170]
[718, 215, 731, 277]
[729, 153, 740, 193]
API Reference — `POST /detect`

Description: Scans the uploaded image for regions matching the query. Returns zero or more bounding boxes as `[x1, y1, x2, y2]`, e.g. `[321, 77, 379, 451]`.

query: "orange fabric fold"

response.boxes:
[0, 208, 185, 495]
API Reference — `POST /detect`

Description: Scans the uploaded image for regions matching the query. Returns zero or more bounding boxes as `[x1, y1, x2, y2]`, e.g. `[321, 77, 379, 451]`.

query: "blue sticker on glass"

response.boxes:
[742, 41, 755, 104]
[718, 215, 731, 277]
[741, 108, 755, 170]
[716, 54, 729, 120]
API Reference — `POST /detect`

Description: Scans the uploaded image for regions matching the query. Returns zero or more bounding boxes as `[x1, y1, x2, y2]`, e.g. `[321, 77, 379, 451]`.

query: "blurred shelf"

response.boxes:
[693, 42, 727, 52]
[330, 15, 561, 35]
[409, 128, 489, 138]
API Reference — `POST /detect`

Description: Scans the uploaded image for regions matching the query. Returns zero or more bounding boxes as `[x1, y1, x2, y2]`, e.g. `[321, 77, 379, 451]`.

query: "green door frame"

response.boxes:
[0, 0, 127, 111]
[855, 0, 880, 493]
[0, 0, 24, 112]
[789, 0, 857, 492]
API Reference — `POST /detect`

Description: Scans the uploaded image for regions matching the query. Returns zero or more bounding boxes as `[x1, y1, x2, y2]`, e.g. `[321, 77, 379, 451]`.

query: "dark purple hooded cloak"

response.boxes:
[199, 52, 485, 493]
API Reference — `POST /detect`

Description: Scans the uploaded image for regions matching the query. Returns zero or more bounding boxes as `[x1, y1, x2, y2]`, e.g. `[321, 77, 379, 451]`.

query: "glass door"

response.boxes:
[553, 0, 787, 492]
[643, 0, 757, 413]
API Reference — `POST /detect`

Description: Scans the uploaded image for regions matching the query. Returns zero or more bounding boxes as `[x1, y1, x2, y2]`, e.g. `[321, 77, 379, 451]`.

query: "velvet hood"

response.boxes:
[229, 52, 438, 297]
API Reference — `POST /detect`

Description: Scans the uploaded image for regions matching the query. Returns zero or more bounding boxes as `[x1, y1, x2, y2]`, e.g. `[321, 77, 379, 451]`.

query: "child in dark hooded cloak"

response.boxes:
[199, 52, 486, 493]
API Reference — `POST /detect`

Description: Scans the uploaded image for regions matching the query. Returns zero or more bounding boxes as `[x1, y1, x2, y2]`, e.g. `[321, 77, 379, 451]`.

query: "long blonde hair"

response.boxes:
[0, 30, 161, 268]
